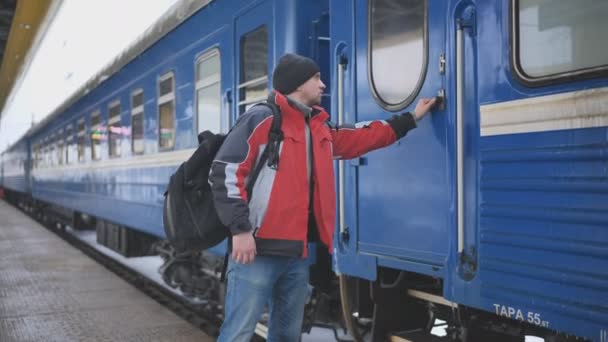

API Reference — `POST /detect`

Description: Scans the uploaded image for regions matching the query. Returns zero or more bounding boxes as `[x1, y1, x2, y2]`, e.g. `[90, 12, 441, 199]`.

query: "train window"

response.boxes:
[196, 49, 222, 133]
[65, 125, 73, 164]
[57, 129, 64, 165]
[158, 72, 175, 149]
[37, 144, 42, 169]
[33, 144, 40, 169]
[238, 26, 268, 114]
[49, 134, 56, 166]
[159, 77, 173, 97]
[108, 101, 122, 158]
[131, 89, 145, 155]
[38, 144, 43, 169]
[43, 137, 50, 168]
[77, 119, 86, 162]
[369, 0, 427, 111]
[32, 144, 36, 169]
[91, 111, 103, 161]
[35, 145, 39, 169]
[513, 0, 608, 84]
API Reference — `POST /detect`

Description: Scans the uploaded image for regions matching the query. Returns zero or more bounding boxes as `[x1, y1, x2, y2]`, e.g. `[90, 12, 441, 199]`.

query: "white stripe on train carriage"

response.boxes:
[31, 148, 196, 177]
[480, 86, 608, 136]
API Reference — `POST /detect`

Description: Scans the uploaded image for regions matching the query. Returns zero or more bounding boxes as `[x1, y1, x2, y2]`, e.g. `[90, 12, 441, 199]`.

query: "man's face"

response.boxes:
[297, 73, 326, 106]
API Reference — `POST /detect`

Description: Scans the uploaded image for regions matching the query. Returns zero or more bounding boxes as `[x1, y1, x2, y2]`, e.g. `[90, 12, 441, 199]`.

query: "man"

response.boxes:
[209, 53, 436, 341]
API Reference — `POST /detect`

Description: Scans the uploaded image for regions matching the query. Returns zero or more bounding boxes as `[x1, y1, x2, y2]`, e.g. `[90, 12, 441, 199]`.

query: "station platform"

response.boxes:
[0, 200, 213, 342]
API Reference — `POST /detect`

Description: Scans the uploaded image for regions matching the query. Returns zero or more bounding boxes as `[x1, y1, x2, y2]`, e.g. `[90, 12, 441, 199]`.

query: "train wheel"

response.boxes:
[339, 274, 365, 342]
[370, 270, 433, 341]
[340, 272, 433, 342]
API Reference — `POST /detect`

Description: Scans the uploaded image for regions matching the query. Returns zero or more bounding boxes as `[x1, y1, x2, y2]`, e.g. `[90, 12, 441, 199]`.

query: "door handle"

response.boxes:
[435, 89, 446, 111]
[337, 54, 348, 241]
[456, 8, 475, 256]
[456, 20, 465, 256]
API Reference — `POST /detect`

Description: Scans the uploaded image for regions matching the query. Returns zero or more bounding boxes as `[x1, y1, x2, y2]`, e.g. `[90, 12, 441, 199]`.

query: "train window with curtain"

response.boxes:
[196, 49, 222, 133]
[369, 0, 427, 111]
[90, 111, 103, 161]
[57, 129, 64, 165]
[514, 0, 608, 84]
[131, 89, 145, 155]
[158, 72, 175, 149]
[239, 26, 268, 114]
[65, 125, 73, 164]
[77, 119, 86, 162]
[108, 101, 122, 158]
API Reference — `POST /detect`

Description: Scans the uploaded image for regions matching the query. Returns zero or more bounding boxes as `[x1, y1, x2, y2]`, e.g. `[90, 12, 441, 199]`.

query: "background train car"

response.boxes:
[331, 0, 608, 341]
[0, 139, 30, 207]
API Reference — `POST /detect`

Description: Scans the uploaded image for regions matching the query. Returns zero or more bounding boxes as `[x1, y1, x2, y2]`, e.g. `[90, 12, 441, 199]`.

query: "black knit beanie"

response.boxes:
[272, 53, 320, 95]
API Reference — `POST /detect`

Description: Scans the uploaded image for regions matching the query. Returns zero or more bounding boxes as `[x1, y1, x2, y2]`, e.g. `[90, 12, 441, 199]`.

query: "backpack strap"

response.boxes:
[266, 94, 283, 170]
[255, 97, 283, 170]
[245, 99, 282, 196]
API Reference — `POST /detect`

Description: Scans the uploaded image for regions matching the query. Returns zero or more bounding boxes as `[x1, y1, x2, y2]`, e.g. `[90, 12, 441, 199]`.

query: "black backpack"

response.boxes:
[162, 101, 283, 255]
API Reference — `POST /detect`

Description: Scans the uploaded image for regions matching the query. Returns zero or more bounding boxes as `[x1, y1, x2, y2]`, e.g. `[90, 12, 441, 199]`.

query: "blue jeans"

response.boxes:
[217, 255, 310, 342]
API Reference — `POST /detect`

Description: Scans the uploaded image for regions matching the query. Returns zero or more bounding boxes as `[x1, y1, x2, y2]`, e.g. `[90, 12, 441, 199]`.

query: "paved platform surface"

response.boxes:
[0, 200, 214, 342]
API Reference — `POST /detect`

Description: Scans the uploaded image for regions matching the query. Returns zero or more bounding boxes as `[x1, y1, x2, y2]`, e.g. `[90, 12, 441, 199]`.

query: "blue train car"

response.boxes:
[2, 0, 606, 340]
[25, 0, 329, 247]
[0, 140, 30, 196]
[332, 0, 607, 341]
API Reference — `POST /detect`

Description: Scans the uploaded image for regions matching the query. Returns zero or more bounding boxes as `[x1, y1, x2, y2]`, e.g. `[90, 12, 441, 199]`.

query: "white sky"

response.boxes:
[0, 0, 178, 153]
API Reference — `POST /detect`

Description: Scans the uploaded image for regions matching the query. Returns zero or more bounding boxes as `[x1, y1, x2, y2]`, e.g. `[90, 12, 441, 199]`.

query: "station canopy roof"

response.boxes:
[0, 0, 56, 120]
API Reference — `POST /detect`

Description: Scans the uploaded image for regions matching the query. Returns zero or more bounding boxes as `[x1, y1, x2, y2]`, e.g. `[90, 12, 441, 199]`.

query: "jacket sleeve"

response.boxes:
[328, 112, 417, 160]
[208, 107, 273, 235]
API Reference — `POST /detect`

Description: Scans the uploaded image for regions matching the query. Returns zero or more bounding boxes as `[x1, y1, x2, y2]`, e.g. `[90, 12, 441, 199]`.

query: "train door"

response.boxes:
[234, 1, 273, 118]
[194, 18, 233, 257]
[311, 11, 331, 111]
[193, 24, 232, 136]
[333, 0, 462, 279]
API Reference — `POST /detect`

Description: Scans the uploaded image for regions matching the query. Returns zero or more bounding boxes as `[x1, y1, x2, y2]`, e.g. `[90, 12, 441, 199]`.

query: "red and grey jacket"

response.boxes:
[209, 91, 417, 257]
